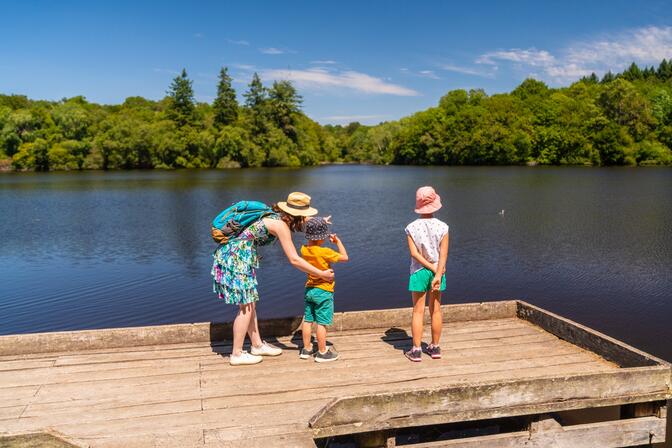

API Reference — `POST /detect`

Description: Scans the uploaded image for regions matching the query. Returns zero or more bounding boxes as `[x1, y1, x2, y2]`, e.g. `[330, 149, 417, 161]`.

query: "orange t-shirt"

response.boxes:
[300, 245, 340, 292]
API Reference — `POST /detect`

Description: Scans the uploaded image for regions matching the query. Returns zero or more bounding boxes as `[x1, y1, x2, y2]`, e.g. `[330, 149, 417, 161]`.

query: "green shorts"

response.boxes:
[408, 268, 446, 292]
[304, 287, 334, 326]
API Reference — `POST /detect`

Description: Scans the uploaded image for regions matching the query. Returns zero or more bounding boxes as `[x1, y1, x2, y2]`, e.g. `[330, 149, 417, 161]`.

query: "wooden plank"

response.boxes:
[309, 366, 671, 437]
[0, 301, 517, 356]
[409, 416, 666, 447]
[516, 301, 669, 368]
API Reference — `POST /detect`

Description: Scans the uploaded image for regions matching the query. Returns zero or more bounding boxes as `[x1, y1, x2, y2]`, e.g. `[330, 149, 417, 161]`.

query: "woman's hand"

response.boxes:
[320, 269, 335, 282]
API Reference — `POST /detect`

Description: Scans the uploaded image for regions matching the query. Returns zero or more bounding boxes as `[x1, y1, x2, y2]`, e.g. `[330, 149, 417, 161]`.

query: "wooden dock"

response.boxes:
[0, 300, 669, 447]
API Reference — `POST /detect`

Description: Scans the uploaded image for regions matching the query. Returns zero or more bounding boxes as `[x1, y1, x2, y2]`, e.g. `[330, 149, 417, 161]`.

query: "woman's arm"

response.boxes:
[265, 218, 334, 281]
[407, 235, 437, 273]
[431, 233, 449, 290]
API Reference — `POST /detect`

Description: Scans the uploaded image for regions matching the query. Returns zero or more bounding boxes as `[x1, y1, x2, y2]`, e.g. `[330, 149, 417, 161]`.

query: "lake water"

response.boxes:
[1, 166, 671, 361]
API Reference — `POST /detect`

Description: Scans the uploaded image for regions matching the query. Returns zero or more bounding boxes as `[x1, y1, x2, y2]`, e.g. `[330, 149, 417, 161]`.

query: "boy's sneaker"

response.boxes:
[229, 351, 263, 366]
[426, 344, 442, 359]
[250, 341, 282, 357]
[299, 347, 316, 359]
[405, 347, 422, 362]
[315, 348, 340, 363]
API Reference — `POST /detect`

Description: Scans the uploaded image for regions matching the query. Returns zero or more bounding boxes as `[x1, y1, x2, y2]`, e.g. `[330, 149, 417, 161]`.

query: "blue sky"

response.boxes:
[2, 1, 671, 124]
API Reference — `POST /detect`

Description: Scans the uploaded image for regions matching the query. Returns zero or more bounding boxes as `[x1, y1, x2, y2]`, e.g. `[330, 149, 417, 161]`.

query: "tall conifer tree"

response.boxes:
[167, 68, 195, 126]
[213, 67, 238, 127]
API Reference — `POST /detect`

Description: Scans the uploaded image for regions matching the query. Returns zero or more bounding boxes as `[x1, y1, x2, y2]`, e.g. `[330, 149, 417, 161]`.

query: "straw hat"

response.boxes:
[415, 186, 442, 214]
[277, 192, 318, 217]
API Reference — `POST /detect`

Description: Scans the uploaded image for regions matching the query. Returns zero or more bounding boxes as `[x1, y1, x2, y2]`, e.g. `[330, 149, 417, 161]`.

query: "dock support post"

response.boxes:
[355, 430, 395, 447]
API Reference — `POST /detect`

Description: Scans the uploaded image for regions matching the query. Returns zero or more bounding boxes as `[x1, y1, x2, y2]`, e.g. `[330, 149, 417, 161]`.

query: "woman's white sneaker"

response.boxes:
[250, 341, 283, 357]
[229, 351, 263, 366]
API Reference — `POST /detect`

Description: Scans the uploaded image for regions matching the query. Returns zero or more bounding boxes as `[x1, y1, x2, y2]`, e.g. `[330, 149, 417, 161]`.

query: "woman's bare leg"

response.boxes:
[411, 292, 426, 348]
[247, 302, 263, 348]
[233, 304, 254, 356]
[428, 291, 442, 345]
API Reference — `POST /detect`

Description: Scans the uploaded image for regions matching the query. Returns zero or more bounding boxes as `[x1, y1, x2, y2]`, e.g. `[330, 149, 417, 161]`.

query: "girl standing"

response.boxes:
[404, 186, 449, 362]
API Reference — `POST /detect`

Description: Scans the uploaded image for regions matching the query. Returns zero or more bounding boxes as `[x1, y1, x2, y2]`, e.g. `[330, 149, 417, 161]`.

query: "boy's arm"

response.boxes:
[431, 233, 449, 290]
[329, 234, 349, 262]
[407, 235, 437, 273]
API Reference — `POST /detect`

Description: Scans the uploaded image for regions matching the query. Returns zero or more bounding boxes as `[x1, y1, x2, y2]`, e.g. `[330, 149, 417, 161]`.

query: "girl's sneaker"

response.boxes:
[405, 347, 422, 362]
[299, 347, 316, 359]
[229, 351, 263, 366]
[250, 341, 283, 357]
[315, 348, 340, 363]
[426, 344, 441, 359]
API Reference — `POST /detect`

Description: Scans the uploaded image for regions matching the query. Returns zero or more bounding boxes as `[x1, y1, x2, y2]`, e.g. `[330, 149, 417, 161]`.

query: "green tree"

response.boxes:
[212, 67, 238, 127]
[166, 69, 195, 127]
[268, 80, 302, 141]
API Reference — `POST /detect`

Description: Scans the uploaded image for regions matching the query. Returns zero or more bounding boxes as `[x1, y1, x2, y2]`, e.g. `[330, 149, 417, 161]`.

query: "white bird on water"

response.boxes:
[499, 209, 505, 215]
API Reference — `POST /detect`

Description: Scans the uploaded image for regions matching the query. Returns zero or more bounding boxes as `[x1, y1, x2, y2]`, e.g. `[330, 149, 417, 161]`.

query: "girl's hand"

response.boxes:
[320, 269, 335, 282]
[431, 274, 442, 291]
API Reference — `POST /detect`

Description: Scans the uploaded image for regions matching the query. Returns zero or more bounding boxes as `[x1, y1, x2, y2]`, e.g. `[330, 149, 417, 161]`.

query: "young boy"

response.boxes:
[300, 217, 348, 362]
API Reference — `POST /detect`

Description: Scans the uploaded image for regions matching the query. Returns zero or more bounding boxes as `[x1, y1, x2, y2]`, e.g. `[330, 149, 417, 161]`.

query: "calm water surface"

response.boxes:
[1, 166, 671, 360]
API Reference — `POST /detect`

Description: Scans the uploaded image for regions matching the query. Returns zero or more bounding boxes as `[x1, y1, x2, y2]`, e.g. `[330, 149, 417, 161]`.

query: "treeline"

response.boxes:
[2, 60, 672, 170]
[0, 69, 339, 171]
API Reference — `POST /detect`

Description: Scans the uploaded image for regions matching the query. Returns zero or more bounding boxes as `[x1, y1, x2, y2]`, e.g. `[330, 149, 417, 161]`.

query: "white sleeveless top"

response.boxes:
[404, 218, 449, 274]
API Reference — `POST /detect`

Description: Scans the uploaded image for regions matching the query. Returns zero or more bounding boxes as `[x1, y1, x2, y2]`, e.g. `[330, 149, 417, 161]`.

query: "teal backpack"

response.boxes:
[211, 200, 274, 244]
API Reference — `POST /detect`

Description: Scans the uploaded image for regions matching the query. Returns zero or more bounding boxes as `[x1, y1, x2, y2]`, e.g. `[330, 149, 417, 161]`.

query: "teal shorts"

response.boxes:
[304, 287, 334, 326]
[408, 268, 446, 292]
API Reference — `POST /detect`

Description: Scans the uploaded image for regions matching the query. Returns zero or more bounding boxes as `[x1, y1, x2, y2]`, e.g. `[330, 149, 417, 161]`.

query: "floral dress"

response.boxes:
[211, 215, 279, 305]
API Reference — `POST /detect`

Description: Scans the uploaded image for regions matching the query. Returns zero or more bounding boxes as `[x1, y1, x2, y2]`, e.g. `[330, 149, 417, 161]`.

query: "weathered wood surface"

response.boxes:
[309, 366, 671, 437]
[0, 302, 669, 447]
[408, 415, 666, 447]
[517, 301, 669, 368]
[0, 301, 516, 356]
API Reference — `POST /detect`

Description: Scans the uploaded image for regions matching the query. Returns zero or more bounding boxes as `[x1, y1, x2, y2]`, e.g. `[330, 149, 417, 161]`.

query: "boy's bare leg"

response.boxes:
[246, 302, 263, 348]
[316, 324, 328, 353]
[233, 304, 254, 356]
[428, 290, 442, 346]
[411, 292, 426, 348]
[302, 321, 313, 350]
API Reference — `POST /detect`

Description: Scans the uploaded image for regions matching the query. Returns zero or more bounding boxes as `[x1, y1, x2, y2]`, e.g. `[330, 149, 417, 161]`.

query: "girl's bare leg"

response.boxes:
[302, 321, 313, 349]
[233, 304, 254, 356]
[428, 290, 442, 345]
[247, 302, 263, 348]
[411, 292, 426, 348]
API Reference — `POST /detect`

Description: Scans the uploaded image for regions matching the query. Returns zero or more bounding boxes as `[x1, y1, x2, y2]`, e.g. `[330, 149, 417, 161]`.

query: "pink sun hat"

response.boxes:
[414, 186, 442, 214]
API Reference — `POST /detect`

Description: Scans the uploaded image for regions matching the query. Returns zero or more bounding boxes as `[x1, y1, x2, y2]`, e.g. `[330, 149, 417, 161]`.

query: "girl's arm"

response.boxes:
[407, 235, 437, 273]
[265, 218, 334, 281]
[431, 233, 449, 290]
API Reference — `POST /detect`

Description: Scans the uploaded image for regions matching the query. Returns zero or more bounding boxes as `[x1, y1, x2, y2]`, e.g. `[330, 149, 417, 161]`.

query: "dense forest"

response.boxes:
[2, 60, 672, 171]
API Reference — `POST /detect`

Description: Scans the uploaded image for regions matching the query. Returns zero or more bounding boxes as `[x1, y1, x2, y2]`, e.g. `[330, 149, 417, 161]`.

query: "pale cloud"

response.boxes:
[475, 26, 672, 83]
[194, 33, 205, 39]
[227, 39, 250, 46]
[310, 60, 337, 65]
[418, 70, 440, 79]
[476, 49, 555, 67]
[261, 68, 419, 96]
[320, 114, 388, 124]
[231, 63, 256, 71]
[152, 68, 180, 75]
[259, 47, 284, 55]
[439, 63, 495, 78]
[565, 26, 672, 68]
